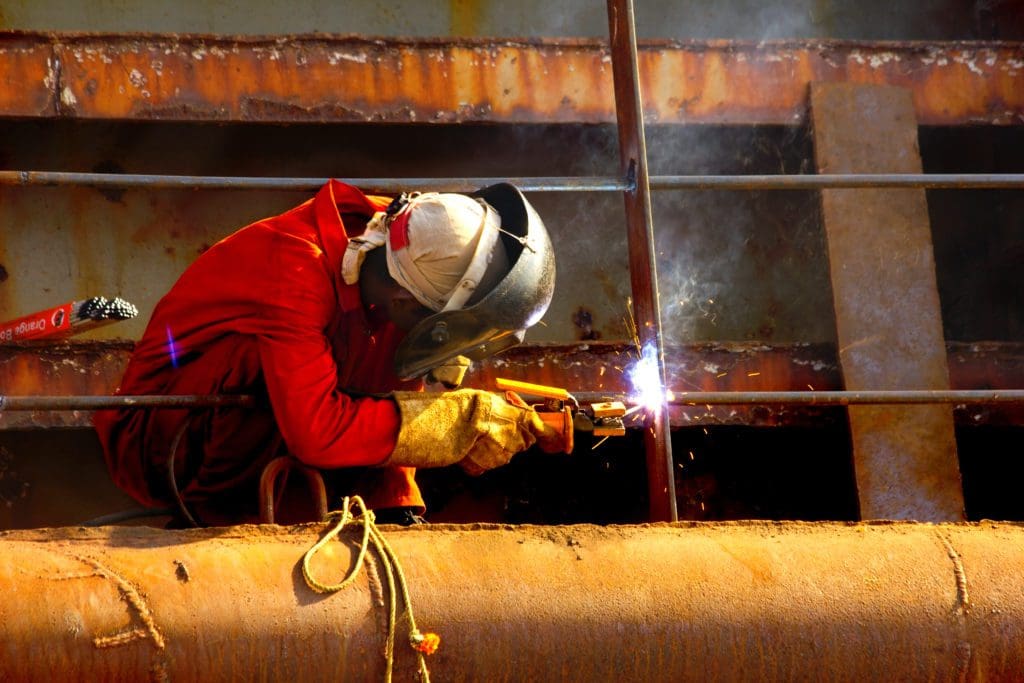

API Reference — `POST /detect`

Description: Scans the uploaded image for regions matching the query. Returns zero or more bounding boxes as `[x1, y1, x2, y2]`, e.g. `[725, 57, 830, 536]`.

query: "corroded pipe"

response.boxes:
[1, 522, 1022, 680]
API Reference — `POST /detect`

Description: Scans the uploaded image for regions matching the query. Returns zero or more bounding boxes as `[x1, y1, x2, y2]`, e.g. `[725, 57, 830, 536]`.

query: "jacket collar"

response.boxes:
[313, 179, 385, 313]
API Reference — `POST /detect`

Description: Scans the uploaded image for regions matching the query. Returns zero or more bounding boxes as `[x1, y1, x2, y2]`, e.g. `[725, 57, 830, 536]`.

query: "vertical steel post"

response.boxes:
[606, 0, 677, 521]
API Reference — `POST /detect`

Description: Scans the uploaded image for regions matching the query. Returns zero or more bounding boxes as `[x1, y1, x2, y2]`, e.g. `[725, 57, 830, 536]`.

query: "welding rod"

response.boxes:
[2, 171, 1024, 192]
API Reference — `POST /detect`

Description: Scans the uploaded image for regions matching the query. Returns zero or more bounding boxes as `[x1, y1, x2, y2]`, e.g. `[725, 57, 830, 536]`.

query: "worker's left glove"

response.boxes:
[425, 355, 472, 389]
[384, 389, 566, 475]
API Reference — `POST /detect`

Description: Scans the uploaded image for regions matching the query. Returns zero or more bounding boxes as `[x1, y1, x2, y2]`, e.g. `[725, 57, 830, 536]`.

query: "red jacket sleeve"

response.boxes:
[254, 226, 401, 469]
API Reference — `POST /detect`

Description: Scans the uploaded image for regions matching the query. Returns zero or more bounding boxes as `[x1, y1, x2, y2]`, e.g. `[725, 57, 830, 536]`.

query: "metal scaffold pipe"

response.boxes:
[0, 171, 628, 193]
[0, 521, 1022, 680]
[2, 170, 1022, 192]
[649, 173, 1024, 190]
[3, 390, 1022, 412]
[0, 395, 256, 410]
[608, 0, 677, 522]
[664, 389, 1024, 405]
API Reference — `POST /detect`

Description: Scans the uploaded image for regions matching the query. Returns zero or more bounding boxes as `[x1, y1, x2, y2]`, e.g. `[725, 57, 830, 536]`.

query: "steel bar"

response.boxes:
[3, 390, 1022, 413]
[663, 390, 1024, 406]
[3, 170, 1023, 192]
[0, 395, 255, 411]
[2, 522, 1024, 680]
[608, 0, 676, 522]
[650, 173, 1024, 190]
[572, 390, 1024, 407]
[0, 171, 629, 193]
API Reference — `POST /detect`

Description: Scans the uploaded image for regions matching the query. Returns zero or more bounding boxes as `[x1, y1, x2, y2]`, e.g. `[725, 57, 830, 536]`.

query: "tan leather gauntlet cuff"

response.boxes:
[385, 390, 489, 469]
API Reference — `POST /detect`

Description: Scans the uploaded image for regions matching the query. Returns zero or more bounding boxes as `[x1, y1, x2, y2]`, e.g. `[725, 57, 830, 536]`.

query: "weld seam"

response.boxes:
[938, 534, 972, 683]
[939, 535, 970, 616]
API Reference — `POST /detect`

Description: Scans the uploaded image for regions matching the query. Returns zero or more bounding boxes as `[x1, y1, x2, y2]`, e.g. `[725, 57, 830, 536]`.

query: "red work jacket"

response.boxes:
[93, 181, 422, 518]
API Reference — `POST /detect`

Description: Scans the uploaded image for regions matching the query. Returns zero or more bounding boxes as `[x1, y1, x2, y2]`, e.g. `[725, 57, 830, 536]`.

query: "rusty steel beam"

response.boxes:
[813, 83, 965, 522]
[2, 522, 1024, 680]
[1, 32, 1021, 125]
[3, 341, 1024, 429]
[0, 34, 55, 117]
[608, 0, 676, 523]
[3, 170, 1024, 192]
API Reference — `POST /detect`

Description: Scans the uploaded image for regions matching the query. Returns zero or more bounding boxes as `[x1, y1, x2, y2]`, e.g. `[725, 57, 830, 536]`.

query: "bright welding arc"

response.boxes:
[625, 342, 673, 416]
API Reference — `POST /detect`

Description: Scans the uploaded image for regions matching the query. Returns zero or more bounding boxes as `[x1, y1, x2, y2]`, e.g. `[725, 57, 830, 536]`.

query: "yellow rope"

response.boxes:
[301, 496, 438, 682]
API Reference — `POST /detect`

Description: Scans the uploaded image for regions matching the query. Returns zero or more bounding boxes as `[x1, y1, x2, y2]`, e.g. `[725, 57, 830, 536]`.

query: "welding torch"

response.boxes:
[495, 378, 629, 454]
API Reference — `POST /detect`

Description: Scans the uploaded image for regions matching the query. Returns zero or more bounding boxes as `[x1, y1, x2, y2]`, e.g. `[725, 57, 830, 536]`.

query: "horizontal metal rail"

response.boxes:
[650, 173, 1024, 190]
[0, 395, 255, 410]
[0, 171, 628, 193]
[3, 390, 1023, 412]
[2, 171, 1023, 192]
[588, 389, 1024, 406]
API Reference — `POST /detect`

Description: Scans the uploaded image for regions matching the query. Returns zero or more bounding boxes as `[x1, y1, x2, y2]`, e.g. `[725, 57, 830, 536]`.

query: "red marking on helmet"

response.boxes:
[390, 212, 411, 251]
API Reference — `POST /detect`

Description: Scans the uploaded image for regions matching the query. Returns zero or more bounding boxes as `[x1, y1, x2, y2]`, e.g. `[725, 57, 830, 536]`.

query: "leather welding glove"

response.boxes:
[425, 355, 472, 389]
[386, 389, 566, 475]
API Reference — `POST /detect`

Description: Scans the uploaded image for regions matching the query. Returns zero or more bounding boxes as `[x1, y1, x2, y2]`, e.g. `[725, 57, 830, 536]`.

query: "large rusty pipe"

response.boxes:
[1, 522, 1023, 680]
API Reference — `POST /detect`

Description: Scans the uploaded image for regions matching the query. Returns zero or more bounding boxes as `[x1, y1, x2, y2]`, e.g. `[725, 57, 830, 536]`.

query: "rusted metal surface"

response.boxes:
[1, 32, 1022, 125]
[0, 340, 132, 429]
[813, 83, 965, 522]
[0, 34, 55, 117]
[3, 340, 1023, 429]
[1, 521, 1024, 680]
[608, 0, 676, 522]
[949, 342, 1024, 427]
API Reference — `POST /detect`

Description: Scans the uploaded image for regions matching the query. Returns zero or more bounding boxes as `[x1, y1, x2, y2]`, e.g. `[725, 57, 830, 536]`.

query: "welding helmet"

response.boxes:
[388, 183, 555, 380]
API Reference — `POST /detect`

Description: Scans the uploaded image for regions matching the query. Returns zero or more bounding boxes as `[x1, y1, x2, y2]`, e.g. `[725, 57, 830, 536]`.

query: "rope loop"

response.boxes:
[301, 496, 439, 682]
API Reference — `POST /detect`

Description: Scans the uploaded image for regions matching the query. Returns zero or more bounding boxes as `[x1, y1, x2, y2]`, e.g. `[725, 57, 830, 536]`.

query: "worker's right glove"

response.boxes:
[385, 389, 566, 475]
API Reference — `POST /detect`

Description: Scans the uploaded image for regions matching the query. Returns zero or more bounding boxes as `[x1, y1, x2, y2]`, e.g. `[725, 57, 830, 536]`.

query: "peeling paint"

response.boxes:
[1, 34, 1020, 125]
[59, 86, 77, 108]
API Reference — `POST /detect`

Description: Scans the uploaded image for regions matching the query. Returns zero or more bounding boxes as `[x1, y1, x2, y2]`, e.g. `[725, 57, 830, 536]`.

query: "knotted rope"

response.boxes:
[302, 496, 439, 682]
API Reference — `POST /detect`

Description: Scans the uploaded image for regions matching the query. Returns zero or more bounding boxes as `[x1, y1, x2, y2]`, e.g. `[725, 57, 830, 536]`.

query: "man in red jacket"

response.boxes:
[93, 180, 561, 526]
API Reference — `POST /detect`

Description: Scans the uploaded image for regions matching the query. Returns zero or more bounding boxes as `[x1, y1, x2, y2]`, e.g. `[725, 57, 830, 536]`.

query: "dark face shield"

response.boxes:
[393, 183, 555, 380]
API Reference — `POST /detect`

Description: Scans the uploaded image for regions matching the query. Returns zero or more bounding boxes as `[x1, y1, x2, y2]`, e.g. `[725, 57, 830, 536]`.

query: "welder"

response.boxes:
[93, 180, 563, 526]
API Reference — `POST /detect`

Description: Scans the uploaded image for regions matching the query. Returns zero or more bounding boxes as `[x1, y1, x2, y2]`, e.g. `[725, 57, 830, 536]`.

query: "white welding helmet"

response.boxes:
[386, 183, 555, 380]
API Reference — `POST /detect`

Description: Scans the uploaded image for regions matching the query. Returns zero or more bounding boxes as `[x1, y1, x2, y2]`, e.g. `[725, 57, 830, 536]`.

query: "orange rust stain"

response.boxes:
[40, 37, 1024, 125]
[0, 38, 55, 116]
